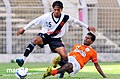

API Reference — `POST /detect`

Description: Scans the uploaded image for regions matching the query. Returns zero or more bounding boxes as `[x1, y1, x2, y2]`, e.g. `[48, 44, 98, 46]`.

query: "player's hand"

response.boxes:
[16, 28, 25, 36]
[87, 26, 96, 33]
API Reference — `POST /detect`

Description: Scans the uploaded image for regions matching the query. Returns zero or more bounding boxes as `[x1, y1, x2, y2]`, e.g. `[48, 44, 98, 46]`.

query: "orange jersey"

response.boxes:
[69, 44, 98, 69]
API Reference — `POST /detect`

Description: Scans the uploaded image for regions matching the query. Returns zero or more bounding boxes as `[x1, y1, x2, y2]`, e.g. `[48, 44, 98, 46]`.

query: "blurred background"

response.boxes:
[0, 0, 120, 63]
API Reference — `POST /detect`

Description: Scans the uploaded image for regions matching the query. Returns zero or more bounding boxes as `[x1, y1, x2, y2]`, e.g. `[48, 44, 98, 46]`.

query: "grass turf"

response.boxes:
[0, 62, 120, 79]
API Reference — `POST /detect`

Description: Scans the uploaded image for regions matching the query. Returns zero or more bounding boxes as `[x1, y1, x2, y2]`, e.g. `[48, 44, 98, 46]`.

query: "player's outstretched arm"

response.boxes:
[94, 63, 107, 78]
[16, 16, 42, 36]
[70, 18, 96, 33]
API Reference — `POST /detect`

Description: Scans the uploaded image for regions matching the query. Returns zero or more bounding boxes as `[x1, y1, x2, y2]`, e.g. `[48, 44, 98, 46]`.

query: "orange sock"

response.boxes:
[51, 70, 58, 75]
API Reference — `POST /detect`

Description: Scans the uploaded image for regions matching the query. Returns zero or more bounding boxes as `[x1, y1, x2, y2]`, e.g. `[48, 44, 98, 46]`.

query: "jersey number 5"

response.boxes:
[46, 22, 52, 27]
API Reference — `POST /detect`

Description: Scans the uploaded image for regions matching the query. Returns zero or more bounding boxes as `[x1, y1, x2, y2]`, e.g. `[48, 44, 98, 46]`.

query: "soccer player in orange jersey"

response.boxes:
[43, 32, 107, 78]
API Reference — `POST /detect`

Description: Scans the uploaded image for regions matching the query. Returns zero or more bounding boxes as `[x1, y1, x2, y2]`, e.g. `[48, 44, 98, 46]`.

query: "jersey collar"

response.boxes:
[52, 12, 61, 24]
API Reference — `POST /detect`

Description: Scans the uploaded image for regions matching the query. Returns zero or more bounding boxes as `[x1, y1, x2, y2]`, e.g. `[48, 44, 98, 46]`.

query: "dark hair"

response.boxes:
[52, 1, 63, 9]
[87, 32, 96, 42]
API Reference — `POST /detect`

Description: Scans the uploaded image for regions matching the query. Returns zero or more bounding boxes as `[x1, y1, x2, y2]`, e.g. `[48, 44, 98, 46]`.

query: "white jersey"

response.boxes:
[23, 12, 88, 38]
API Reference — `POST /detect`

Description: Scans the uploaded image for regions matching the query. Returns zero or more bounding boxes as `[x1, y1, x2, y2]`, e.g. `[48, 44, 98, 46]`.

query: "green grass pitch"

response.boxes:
[0, 62, 120, 79]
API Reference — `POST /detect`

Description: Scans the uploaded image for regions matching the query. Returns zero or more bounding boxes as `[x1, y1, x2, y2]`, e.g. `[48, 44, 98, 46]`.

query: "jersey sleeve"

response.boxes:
[91, 50, 98, 63]
[23, 14, 46, 30]
[67, 15, 88, 28]
[71, 44, 78, 51]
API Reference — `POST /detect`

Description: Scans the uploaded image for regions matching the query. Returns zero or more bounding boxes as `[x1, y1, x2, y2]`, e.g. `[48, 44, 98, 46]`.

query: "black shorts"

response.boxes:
[37, 33, 65, 53]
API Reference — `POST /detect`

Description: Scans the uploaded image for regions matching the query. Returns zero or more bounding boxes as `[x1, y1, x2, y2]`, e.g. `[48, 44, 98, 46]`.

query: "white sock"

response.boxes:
[23, 56, 27, 61]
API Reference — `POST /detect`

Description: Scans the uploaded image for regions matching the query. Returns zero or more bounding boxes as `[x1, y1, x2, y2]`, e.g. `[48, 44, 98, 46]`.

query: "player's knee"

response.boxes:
[61, 54, 68, 60]
[67, 63, 73, 69]
[63, 63, 73, 73]
[32, 37, 42, 45]
[32, 38, 39, 44]
[65, 63, 73, 73]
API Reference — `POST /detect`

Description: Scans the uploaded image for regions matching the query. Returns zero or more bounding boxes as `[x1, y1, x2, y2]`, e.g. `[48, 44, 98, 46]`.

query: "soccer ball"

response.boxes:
[15, 67, 28, 79]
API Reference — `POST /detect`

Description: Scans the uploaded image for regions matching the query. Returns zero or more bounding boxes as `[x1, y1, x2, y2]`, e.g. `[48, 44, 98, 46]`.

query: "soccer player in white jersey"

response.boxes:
[16, 1, 95, 77]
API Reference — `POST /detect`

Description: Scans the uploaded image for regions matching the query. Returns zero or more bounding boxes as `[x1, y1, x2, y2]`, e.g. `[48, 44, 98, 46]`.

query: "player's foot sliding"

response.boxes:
[43, 66, 52, 78]
[52, 56, 61, 68]
[16, 59, 24, 67]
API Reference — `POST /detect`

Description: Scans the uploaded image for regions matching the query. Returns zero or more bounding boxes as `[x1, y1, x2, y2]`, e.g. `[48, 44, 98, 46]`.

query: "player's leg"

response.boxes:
[52, 56, 66, 78]
[55, 47, 68, 63]
[68, 56, 81, 75]
[49, 39, 68, 66]
[50, 43, 68, 67]
[52, 56, 81, 78]
[24, 36, 43, 57]
[49, 39, 68, 78]
[43, 66, 52, 78]
[52, 56, 61, 68]
[55, 47, 68, 78]
[43, 63, 73, 78]
[58, 63, 73, 73]
[58, 56, 81, 77]
[52, 56, 65, 78]
[16, 33, 44, 67]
